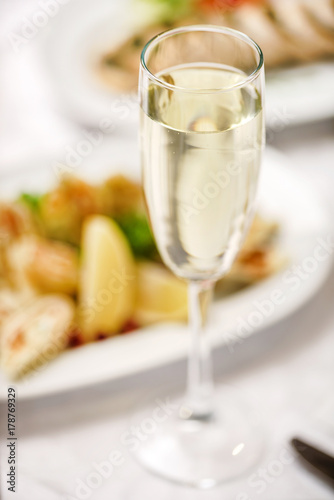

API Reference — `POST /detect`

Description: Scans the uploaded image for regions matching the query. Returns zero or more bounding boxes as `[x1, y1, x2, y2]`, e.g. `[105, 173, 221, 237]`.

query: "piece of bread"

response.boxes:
[6, 236, 79, 295]
[0, 294, 75, 379]
[269, 0, 334, 59]
[0, 289, 26, 330]
[303, 0, 334, 32]
[229, 4, 304, 67]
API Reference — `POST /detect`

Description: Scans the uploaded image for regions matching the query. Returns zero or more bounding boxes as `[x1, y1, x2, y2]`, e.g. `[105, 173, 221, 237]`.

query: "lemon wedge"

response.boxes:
[79, 215, 136, 341]
[134, 261, 188, 326]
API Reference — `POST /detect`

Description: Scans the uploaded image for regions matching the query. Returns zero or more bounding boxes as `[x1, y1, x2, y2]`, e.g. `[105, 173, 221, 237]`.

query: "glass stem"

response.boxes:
[186, 280, 215, 419]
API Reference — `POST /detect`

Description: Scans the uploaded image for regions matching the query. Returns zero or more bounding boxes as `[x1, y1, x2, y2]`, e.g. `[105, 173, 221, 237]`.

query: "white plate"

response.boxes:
[0, 145, 331, 400]
[266, 62, 334, 127]
[40, 0, 334, 128]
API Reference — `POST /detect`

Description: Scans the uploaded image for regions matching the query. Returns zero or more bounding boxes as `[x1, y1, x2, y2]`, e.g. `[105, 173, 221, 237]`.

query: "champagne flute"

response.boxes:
[137, 25, 265, 487]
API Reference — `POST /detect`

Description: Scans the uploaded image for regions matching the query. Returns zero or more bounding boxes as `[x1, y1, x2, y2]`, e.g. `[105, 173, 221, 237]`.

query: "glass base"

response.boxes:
[130, 386, 264, 489]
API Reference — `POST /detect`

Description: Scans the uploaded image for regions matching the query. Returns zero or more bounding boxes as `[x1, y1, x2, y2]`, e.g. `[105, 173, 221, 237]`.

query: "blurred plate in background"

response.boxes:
[40, 0, 334, 129]
[0, 145, 331, 400]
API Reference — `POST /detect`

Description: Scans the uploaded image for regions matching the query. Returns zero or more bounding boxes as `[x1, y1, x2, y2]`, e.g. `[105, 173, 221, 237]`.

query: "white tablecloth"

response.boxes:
[0, 2, 334, 499]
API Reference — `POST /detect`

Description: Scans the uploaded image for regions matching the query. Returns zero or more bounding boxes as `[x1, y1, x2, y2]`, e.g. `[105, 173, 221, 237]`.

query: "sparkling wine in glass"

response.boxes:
[137, 25, 265, 487]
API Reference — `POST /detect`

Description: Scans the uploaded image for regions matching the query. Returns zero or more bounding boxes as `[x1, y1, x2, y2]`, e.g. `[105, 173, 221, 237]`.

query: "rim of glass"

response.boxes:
[140, 25, 264, 94]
